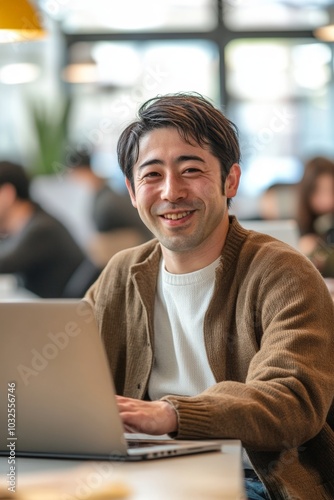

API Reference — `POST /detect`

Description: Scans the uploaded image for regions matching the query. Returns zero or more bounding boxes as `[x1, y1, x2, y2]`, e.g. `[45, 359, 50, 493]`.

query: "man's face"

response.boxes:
[126, 127, 240, 257]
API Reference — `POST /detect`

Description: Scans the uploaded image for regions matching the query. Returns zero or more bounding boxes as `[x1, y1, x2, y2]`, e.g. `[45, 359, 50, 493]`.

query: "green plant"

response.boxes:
[28, 94, 72, 176]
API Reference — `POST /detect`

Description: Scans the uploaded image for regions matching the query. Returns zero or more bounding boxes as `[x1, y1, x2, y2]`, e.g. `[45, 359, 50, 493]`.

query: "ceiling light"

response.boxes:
[314, 6, 334, 41]
[0, 63, 41, 84]
[61, 63, 98, 84]
[314, 25, 334, 41]
[0, 0, 46, 43]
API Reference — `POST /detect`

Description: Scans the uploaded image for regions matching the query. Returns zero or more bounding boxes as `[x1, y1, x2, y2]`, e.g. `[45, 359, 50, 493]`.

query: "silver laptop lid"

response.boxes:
[240, 219, 300, 249]
[0, 299, 127, 458]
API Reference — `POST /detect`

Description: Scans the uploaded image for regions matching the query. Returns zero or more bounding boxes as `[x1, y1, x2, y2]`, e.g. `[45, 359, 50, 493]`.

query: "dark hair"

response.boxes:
[0, 161, 30, 200]
[66, 148, 91, 170]
[117, 92, 240, 205]
[297, 156, 334, 235]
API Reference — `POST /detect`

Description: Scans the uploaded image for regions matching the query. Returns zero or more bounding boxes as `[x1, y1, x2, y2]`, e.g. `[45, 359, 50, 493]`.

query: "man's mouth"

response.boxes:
[162, 211, 192, 220]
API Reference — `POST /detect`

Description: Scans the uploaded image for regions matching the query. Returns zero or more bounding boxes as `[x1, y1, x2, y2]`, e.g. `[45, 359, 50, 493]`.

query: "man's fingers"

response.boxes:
[115, 396, 178, 435]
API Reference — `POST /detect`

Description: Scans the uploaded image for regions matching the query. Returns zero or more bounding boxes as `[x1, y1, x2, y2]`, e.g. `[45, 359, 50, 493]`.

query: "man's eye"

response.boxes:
[140, 171, 161, 182]
[184, 168, 200, 174]
[144, 172, 160, 178]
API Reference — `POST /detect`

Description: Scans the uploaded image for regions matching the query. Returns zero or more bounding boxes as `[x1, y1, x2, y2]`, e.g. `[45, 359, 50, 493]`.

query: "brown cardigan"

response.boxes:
[86, 216, 334, 499]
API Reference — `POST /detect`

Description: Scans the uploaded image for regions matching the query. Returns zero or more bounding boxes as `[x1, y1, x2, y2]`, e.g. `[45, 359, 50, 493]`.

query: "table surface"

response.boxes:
[0, 440, 245, 500]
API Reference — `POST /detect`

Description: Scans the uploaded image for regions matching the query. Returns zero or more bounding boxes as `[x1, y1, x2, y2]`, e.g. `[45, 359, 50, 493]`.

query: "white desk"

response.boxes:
[0, 441, 245, 499]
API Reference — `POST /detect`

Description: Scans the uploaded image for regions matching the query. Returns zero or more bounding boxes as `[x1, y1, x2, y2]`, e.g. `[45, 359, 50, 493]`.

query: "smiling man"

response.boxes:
[86, 93, 334, 500]
[125, 126, 239, 272]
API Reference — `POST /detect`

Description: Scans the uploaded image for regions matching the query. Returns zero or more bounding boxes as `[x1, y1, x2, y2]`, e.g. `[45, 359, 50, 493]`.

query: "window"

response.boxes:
[65, 40, 219, 182]
[225, 39, 334, 199]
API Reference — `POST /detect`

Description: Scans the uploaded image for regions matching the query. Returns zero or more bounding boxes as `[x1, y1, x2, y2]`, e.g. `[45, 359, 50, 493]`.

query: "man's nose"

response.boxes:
[161, 174, 187, 202]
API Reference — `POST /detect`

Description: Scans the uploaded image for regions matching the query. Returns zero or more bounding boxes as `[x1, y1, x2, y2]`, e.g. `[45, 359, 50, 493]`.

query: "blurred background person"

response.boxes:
[296, 156, 334, 278]
[0, 160, 86, 298]
[66, 148, 152, 268]
[258, 182, 298, 221]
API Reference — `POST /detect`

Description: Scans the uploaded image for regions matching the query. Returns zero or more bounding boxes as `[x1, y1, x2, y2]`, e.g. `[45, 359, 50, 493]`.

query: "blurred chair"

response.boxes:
[88, 227, 148, 268]
[62, 257, 102, 298]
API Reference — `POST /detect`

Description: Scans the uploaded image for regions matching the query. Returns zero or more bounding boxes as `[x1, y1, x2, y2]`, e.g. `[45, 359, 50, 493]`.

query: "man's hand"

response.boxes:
[116, 396, 178, 435]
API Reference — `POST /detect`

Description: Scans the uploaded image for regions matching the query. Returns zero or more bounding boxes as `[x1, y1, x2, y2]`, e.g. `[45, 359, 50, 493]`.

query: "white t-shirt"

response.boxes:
[148, 256, 254, 470]
[148, 257, 220, 401]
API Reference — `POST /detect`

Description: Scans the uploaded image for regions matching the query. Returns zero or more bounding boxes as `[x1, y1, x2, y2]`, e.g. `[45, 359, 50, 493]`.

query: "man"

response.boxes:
[0, 161, 85, 297]
[66, 149, 142, 232]
[86, 93, 334, 499]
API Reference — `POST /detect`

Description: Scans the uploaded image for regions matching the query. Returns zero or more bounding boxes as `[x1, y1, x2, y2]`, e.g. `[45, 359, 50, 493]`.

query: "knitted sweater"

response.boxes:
[86, 216, 334, 500]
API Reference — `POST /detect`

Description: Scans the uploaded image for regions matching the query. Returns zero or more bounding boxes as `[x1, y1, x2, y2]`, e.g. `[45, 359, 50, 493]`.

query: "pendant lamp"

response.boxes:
[0, 0, 45, 43]
[314, 7, 334, 42]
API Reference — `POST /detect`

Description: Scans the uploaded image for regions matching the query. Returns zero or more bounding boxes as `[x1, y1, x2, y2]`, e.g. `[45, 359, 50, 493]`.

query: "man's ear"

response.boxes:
[125, 177, 137, 209]
[224, 163, 241, 199]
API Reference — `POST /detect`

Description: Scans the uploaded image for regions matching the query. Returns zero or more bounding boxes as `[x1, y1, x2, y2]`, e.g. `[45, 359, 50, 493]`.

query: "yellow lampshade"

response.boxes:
[0, 0, 46, 43]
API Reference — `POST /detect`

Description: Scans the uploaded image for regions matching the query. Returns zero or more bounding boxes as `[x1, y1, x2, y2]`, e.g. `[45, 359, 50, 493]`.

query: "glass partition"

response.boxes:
[223, 0, 331, 30]
[225, 38, 334, 202]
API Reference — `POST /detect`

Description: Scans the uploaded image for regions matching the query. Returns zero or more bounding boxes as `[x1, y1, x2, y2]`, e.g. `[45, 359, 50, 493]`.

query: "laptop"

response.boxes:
[240, 219, 300, 249]
[0, 299, 223, 461]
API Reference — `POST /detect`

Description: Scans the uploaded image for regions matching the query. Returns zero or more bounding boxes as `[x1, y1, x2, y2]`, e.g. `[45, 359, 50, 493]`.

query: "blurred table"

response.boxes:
[0, 441, 245, 499]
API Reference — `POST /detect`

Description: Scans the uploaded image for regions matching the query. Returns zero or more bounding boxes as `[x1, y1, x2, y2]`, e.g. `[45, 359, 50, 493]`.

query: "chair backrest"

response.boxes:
[62, 258, 102, 298]
[88, 228, 149, 267]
